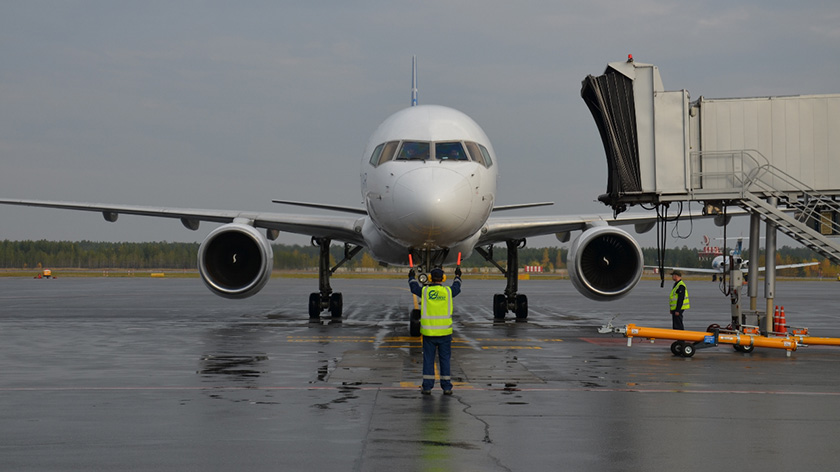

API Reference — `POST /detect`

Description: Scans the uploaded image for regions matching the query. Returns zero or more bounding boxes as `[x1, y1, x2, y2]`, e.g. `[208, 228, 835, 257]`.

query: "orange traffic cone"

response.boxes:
[772, 305, 780, 332]
[779, 306, 787, 334]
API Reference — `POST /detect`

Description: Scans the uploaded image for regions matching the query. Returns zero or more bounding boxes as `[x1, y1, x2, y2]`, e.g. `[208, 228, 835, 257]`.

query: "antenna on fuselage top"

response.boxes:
[411, 55, 418, 106]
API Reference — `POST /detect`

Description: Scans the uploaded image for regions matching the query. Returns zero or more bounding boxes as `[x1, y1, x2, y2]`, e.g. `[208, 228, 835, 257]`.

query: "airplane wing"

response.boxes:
[478, 212, 661, 245]
[478, 207, 750, 245]
[762, 262, 819, 271]
[0, 199, 366, 246]
[643, 265, 720, 275]
[643, 262, 819, 276]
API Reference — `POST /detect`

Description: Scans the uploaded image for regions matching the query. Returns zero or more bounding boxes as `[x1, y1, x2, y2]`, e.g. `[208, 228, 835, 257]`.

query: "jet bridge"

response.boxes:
[582, 58, 840, 334]
[582, 58, 840, 215]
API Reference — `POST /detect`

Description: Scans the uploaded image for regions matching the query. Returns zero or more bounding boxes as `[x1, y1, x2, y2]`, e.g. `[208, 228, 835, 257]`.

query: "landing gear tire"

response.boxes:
[329, 293, 343, 318]
[410, 309, 421, 337]
[309, 293, 321, 321]
[671, 341, 684, 356]
[514, 294, 528, 320]
[493, 294, 507, 321]
[681, 343, 696, 358]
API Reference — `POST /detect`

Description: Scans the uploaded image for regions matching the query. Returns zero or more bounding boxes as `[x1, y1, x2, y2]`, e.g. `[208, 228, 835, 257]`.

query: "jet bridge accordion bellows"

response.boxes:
[581, 69, 642, 205]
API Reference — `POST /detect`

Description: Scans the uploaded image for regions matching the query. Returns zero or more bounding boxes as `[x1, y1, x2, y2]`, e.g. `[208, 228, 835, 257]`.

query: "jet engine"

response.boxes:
[197, 223, 274, 299]
[568, 225, 643, 301]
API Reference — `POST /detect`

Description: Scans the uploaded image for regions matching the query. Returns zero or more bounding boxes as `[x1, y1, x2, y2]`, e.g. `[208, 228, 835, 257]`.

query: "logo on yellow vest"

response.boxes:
[427, 290, 447, 301]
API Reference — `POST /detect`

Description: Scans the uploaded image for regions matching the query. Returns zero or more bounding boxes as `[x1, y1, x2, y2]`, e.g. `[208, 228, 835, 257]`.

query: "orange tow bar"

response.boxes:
[600, 323, 798, 357]
[792, 336, 840, 347]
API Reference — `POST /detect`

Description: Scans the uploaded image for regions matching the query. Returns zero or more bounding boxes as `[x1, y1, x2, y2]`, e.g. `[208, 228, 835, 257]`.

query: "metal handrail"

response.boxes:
[690, 149, 840, 236]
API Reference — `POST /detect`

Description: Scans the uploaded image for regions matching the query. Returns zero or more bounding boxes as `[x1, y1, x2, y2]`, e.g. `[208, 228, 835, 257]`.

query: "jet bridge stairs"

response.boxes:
[692, 149, 840, 265]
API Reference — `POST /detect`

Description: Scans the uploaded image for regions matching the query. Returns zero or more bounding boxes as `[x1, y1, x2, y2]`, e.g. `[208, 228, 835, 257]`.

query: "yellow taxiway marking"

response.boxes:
[287, 335, 563, 342]
[474, 338, 564, 342]
[399, 381, 474, 388]
[481, 346, 542, 350]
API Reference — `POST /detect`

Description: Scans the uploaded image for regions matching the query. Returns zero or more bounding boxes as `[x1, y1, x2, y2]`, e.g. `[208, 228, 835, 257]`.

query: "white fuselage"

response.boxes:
[711, 254, 746, 273]
[359, 105, 497, 265]
[711, 255, 728, 273]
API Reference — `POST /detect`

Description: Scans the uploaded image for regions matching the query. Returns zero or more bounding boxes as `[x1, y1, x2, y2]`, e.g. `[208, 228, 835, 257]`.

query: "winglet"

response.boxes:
[411, 55, 418, 107]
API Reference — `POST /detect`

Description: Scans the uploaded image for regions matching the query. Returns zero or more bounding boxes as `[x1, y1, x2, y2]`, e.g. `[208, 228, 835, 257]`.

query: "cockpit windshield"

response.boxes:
[396, 141, 430, 161]
[435, 142, 468, 161]
[369, 140, 493, 168]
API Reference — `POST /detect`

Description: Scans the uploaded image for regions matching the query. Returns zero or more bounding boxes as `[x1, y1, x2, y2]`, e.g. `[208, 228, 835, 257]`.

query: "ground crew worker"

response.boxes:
[669, 270, 690, 330]
[409, 266, 461, 395]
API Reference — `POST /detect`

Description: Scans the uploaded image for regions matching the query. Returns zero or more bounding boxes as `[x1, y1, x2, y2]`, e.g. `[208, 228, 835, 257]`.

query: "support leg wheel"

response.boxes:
[670, 341, 684, 356]
[734, 344, 754, 353]
[681, 343, 696, 358]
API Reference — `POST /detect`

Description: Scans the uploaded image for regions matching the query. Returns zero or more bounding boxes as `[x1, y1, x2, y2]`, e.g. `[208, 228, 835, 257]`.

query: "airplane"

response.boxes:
[649, 239, 818, 280]
[1, 58, 709, 335]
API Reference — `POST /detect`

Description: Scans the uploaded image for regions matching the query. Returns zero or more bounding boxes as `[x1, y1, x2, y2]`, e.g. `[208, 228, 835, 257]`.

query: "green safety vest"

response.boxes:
[421, 285, 453, 336]
[669, 280, 690, 310]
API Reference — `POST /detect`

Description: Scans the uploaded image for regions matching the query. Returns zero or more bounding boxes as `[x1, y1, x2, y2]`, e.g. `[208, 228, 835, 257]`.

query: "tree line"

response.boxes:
[0, 240, 834, 277]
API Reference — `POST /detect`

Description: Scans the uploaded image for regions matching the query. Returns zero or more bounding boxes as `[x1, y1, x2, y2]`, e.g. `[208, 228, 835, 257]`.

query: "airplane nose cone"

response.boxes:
[390, 167, 473, 245]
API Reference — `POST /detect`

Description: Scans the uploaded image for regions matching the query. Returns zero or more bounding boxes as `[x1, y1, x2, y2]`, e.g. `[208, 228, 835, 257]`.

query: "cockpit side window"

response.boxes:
[396, 141, 430, 161]
[369, 143, 385, 167]
[435, 142, 468, 161]
[369, 141, 399, 167]
[465, 142, 487, 167]
[478, 144, 493, 167]
[378, 141, 399, 165]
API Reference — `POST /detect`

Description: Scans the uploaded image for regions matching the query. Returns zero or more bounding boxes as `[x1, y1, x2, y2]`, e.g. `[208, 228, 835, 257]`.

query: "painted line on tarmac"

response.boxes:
[2, 385, 840, 396]
[286, 335, 562, 350]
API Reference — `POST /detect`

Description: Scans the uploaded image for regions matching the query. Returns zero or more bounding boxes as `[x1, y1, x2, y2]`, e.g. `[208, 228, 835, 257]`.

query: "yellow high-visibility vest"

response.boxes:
[669, 280, 690, 310]
[421, 285, 453, 336]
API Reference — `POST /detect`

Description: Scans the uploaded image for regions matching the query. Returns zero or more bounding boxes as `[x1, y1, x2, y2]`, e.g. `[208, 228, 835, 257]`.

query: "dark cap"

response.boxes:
[430, 268, 444, 281]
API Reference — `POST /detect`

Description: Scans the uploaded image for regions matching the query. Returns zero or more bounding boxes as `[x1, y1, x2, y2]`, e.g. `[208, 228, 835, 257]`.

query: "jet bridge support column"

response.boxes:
[764, 197, 778, 334]
[748, 212, 760, 312]
[728, 257, 744, 329]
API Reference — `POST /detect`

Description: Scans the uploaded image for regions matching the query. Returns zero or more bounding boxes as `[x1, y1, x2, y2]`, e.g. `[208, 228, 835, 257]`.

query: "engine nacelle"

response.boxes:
[568, 225, 643, 301]
[197, 223, 274, 299]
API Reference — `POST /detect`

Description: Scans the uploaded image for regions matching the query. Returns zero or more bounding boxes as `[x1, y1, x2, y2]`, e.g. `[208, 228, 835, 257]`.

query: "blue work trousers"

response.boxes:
[422, 334, 453, 391]
[672, 310, 685, 330]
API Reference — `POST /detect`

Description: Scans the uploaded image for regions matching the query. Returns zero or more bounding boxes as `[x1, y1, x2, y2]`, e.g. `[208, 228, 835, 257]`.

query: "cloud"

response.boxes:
[1, 1, 838, 246]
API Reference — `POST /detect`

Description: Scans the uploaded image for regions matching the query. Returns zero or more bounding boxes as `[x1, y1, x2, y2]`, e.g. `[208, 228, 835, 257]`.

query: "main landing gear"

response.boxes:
[308, 238, 363, 322]
[475, 239, 528, 322]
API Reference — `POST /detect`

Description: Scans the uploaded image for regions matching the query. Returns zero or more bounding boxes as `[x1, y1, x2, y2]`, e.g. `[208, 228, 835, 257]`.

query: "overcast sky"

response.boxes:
[1, 1, 838, 249]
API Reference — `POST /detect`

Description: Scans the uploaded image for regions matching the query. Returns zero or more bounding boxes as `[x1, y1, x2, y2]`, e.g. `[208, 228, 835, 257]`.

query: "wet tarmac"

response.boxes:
[2, 276, 839, 471]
